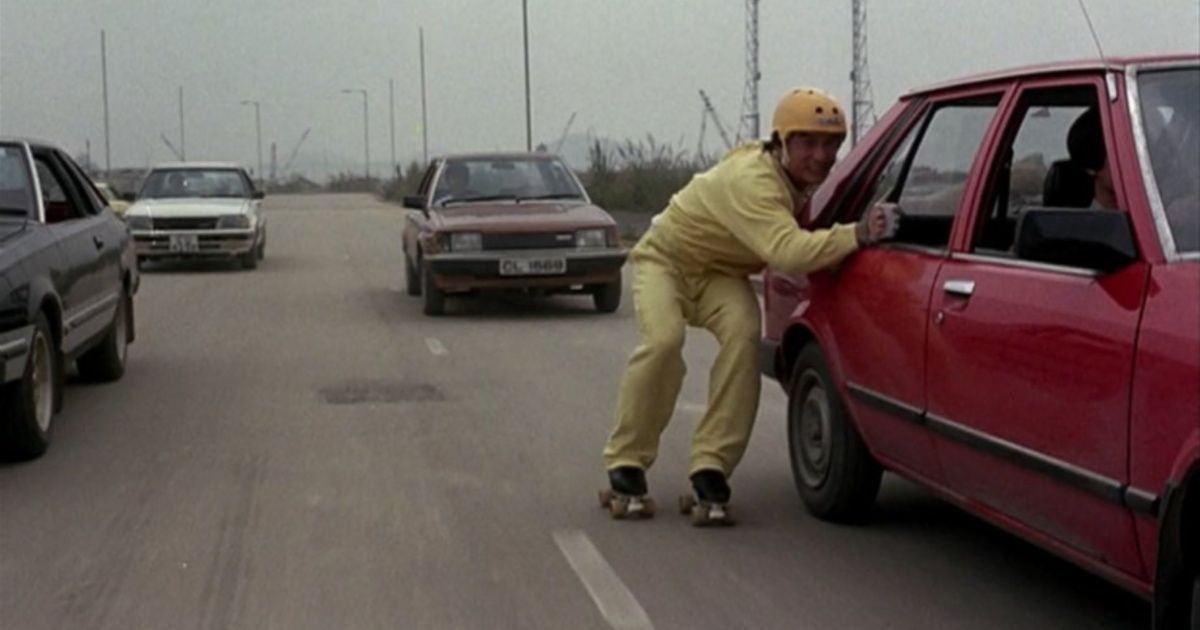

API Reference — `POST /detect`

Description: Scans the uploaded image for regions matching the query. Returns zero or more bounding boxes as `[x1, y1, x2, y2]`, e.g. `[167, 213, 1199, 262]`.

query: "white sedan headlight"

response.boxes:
[449, 232, 482, 252]
[575, 228, 607, 249]
[218, 214, 252, 229]
[126, 215, 151, 231]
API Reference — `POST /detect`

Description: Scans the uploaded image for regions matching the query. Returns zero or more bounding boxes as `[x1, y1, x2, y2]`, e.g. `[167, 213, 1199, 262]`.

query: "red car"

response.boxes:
[760, 55, 1198, 626]
[401, 153, 627, 316]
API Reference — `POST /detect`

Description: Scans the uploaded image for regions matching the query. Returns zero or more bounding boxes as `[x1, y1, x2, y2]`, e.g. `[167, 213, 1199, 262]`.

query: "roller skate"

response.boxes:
[598, 466, 656, 520]
[679, 469, 736, 527]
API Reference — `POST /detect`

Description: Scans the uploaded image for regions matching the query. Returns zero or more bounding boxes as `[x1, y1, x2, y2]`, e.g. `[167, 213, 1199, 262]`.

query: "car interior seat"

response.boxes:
[1042, 160, 1095, 208]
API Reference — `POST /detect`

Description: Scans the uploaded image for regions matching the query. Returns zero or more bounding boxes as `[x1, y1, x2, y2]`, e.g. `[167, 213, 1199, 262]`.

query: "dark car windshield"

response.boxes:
[432, 158, 584, 207]
[1138, 67, 1199, 254]
[0, 144, 35, 217]
[139, 168, 250, 200]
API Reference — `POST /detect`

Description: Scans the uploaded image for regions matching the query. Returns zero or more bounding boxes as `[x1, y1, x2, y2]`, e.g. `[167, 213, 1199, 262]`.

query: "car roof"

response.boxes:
[149, 161, 246, 170]
[906, 53, 1199, 98]
[0, 137, 59, 149]
[437, 152, 563, 163]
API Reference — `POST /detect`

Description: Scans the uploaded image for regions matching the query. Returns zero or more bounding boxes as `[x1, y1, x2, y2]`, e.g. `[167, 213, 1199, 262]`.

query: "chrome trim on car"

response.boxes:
[942, 279, 975, 298]
[24, 143, 46, 224]
[847, 381, 1159, 516]
[950, 253, 1102, 278]
[64, 292, 120, 332]
[1125, 66, 1182, 262]
[0, 337, 28, 359]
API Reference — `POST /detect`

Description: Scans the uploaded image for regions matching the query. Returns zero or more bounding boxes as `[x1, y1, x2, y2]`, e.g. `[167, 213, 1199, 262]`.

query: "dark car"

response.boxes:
[401, 153, 627, 316]
[760, 55, 1199, 625]
[0, 138, 138, 460]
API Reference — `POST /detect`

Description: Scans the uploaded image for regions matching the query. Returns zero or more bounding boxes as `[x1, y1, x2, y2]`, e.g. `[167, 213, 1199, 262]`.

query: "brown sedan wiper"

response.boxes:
[442, 195, 516, 206]
[516, 193, 582, 202]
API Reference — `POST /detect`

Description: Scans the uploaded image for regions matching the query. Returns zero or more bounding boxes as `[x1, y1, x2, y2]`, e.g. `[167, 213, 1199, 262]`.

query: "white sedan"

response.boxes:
[125, 162, 267, 269]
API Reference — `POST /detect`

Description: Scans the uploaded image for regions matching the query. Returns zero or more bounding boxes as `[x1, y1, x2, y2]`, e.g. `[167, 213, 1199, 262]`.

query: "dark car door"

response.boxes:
[30, 147, 114, 354]
[926, 78, 1145, 578]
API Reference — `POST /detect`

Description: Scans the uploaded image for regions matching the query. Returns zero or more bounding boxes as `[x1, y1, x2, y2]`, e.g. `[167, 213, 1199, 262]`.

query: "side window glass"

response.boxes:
[58, 151, 104, 213]
[894, 102, 999, 248]
[34, 154, 90, 223]
[974, 86, 1103, 255]
[852, 97, 1000, 249]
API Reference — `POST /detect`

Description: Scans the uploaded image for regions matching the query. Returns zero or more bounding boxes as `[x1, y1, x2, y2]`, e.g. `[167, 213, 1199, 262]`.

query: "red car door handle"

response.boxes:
[943, 279, 975, 298]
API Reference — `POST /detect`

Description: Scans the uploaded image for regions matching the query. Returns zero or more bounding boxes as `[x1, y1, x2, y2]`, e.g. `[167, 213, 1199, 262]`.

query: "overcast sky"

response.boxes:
[0, 0, 1197, 179]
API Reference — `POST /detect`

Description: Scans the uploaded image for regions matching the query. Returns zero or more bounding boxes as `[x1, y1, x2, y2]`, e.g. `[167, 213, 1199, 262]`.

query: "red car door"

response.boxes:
[807, 88, 1006, 485]
[925, 76, 1146, 580]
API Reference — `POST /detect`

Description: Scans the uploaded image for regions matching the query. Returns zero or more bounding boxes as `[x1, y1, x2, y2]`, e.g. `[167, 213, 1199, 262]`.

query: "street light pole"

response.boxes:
[341, 88, 369, 181]
[522, 0, 532, 151]
[101, 30, 111, 174]
[240, 100, 263, 185]
[178, 86, 186, 161]
[389, 78, 397, 176]
[419, 28, 429, 165]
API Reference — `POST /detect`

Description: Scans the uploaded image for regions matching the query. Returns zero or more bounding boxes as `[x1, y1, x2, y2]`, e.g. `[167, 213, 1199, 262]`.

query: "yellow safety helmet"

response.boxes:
[771, 87, 847, 139]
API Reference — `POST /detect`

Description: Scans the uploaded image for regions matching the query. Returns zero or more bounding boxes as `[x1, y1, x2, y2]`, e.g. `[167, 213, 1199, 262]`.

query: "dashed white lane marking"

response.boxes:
[425, 337, 448, 356]
[553, 530, 654, 630]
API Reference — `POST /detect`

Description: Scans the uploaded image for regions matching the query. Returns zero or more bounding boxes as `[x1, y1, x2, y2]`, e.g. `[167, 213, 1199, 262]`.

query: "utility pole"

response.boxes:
[178, 86, 187, 161]
[341, 88, 369, 181]
[241, 100, 263, 184]
[738, 0, 761, 142]
[522, 0, 532, 151]
[850, 0, 876, 146]
[389, 78, 397, 175]
[419, 28, 429, 164]
[101, 30, 112, 173]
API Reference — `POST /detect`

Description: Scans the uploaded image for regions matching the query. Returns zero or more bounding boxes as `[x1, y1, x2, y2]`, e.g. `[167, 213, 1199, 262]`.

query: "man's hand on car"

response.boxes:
[856, 202, 897, 246]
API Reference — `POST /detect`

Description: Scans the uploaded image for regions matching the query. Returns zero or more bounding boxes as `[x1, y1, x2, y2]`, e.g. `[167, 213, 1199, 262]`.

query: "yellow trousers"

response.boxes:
[603, 238, 762, 477]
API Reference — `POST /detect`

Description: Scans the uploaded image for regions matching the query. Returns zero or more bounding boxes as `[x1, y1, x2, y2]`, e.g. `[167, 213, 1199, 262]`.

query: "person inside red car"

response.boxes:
[1067, 108, 1118, 210]
[598, 88, 888, 524]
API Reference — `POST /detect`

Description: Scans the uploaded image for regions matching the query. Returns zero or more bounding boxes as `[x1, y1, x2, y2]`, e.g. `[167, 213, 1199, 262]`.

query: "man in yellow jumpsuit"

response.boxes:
[602, 88, 887, 522]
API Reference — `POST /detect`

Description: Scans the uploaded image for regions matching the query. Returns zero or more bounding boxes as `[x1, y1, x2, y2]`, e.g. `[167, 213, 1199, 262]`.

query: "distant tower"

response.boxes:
[737, 0, 761, 142]
[850, 0, 876, 146]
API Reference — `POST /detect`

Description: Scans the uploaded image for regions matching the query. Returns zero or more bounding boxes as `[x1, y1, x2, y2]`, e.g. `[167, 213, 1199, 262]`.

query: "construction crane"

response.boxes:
[281, 128, 312, 177]
[851, 0, 877, 146]
[554, 112, 577, 154]
[160, 133, 184, 161]
[698, 90, 734, 154]
[737, 0, 761, 142]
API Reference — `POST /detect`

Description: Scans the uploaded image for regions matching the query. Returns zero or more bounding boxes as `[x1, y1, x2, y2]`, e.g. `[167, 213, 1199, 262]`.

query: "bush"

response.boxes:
[578, 135, 714, 215]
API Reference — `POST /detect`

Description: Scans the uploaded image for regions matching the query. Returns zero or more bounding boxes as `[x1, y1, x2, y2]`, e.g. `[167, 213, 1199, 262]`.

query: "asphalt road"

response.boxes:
[0, 194, 1149, 629]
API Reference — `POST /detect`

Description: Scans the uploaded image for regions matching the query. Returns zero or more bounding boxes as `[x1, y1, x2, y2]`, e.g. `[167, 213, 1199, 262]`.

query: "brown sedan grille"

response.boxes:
[481, 232, 574, 250]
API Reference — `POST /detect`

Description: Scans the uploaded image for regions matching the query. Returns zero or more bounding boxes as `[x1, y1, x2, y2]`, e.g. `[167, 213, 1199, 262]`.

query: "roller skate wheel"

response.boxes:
[608, 498, 629, 519]
[678, 495, 696, 515]
[689, 504, 709, 526]
[598, 489, 614, 508]
[641, 497, 657, 517]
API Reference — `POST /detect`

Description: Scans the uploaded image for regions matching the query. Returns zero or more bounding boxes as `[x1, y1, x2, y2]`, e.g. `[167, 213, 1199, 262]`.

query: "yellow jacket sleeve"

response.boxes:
[707, 165, 860, 275]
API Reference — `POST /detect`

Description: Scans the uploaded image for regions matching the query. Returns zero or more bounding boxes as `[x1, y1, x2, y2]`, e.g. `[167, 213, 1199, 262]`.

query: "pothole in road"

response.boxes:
[319, 380, 445, 405]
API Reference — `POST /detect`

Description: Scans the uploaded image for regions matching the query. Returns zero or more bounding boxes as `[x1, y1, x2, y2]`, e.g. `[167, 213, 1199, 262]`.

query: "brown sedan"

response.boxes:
[401, 153, 628, 316]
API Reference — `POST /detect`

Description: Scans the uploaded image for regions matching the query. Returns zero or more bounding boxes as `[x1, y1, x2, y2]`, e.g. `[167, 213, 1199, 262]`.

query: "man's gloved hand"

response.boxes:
[856, 202, 900, 246]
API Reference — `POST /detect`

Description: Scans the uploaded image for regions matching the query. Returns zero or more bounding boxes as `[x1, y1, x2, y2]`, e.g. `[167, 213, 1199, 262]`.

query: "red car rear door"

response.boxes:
[925, 76, 1147, 580]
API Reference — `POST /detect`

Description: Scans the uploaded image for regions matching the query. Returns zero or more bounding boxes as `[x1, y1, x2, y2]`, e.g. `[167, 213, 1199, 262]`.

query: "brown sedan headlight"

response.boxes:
[575, 228, 607, 249]
[448, 232, 482, 252]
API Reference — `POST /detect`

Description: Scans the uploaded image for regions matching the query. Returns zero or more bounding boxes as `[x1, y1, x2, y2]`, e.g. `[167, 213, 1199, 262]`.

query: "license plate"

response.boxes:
[169, 234, 199, 253]
[499, 257, 567, 276]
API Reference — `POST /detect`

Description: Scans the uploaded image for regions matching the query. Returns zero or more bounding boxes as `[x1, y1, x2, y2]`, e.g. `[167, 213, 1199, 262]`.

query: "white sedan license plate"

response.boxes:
[499, 257, 567, 276]
[169, 234, 199, 253]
